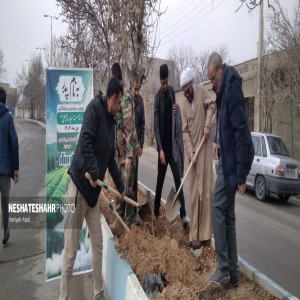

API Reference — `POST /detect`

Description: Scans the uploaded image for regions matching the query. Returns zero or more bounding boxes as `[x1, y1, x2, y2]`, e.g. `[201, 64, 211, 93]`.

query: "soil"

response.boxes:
[100, 184, 278, 300]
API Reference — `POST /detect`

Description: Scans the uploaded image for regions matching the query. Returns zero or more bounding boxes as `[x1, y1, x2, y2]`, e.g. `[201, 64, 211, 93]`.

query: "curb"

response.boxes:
[238, 256, 299, 300]
[137, 181, 299, 300]
[101, 215, 148, 300]
[16, 117, 46, 130]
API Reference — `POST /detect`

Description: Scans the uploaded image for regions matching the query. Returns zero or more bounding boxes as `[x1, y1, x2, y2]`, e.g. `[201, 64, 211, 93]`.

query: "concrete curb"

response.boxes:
[16, 117, 46, 130]
[137, 181, 299, 300]
[101, 215, 148, 300]
[26, 118, 46, 129]
[238, 256, 299, 300]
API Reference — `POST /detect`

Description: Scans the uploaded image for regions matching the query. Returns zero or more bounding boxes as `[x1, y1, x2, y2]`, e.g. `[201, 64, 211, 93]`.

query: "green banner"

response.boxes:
[46, 68, 93, 281]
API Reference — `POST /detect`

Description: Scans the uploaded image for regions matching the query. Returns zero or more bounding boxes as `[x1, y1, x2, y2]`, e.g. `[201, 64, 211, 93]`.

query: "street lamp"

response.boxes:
[36, 47, 46, 55]
[44, 14, 58, 66]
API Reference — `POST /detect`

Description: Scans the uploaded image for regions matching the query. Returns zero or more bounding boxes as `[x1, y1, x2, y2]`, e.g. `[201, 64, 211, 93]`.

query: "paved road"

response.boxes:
[0, 119, 93, 300]
[139, 147, 300, 298]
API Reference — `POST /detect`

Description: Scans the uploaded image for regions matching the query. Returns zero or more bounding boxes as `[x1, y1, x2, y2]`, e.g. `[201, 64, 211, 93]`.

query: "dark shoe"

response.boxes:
[187, 239, 210, 250]
[209, 269, 230, 284]
[231, 279, 239, 288]
[2, 229, 10, 247]
[95, 291, 105, 300]
[131, 214, 143, 226]
[230, 275, 239, 288]
[189, 240, 202, 250]
[181, 217, 189, 230]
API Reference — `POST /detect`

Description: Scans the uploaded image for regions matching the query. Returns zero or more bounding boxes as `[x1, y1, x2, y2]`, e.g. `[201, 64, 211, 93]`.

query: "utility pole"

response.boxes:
[256, 0, 264, 132]
[44, 14, 58, 66]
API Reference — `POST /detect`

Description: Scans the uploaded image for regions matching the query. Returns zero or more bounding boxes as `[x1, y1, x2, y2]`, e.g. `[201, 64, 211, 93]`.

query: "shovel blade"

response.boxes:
[165, 187, 181, 221]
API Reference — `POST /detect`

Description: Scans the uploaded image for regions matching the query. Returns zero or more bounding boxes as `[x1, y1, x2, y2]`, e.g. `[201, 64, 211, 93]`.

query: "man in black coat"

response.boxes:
[207, 52, 254, 287]
[0, 86, 19, 247]
[154, 64, 188, 229]
[59, 78, 124, 300]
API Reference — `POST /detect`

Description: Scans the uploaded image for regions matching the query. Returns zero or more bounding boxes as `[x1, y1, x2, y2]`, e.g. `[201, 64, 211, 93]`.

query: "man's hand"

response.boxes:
[189, 152, 196, 166]
[89, 179, 97, 188]
[238, 183, 246, 195]
[14, 170, 19, 184]
[204, 126, 209, 140]
[159, 150, 166, 165]
[125, 157, 132, 174]
[212, 143, 218, 160]
[172, 104, 176, 114]
[138, 146, 143, 157]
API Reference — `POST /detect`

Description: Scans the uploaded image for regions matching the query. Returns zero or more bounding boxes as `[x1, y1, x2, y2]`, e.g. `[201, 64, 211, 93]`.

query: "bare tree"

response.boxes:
[142, 81, 160, 146]
[0, 48, 6, 81]
[44, 35, 73, 68]
[235, 0, 275, 13]
[56, 0, 162, 89]
[260, 0, 300, 157]
[168, 43, 231, 88]
[16, 55, 45, 121]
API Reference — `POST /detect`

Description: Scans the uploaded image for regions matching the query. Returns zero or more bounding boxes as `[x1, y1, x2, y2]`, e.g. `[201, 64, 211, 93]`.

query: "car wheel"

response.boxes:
[279, 194, 289, 203]
[255, 175, 267, 202]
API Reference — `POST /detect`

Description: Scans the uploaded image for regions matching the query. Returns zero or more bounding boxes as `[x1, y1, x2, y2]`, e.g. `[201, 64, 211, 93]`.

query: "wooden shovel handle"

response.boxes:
[85, 172, 139, 208]
[174, 136, 206, 200]
[100, 192, 130, 233]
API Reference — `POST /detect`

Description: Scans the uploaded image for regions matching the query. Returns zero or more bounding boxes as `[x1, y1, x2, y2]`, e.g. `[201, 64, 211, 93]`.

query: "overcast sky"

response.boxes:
[0, 0, 296, 87]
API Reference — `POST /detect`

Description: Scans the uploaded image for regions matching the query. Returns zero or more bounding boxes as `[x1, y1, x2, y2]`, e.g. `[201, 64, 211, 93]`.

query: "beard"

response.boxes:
[187, 88, 194, 103]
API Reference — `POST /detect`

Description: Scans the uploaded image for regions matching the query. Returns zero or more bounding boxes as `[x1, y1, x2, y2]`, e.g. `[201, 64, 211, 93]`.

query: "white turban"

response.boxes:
[180, 67, 194, 88]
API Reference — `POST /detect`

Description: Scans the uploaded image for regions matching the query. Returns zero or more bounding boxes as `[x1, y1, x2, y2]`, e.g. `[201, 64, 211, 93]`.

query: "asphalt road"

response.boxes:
[0, 119, 93, 300]
[139, 147, 300, 298]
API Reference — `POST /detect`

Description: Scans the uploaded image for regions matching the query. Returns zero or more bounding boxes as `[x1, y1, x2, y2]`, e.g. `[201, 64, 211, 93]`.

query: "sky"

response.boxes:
[0, 0, 296, 87]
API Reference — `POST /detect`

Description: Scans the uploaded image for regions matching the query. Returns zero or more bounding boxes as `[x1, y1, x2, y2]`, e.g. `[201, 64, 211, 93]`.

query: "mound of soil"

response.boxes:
[100, 186, 277, 300]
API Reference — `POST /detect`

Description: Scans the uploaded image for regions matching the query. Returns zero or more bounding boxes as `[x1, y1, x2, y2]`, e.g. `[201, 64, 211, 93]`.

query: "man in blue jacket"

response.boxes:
[207, 53, 254, 287]
[59, 78, 125, 300]
[0, 86, 19, 247]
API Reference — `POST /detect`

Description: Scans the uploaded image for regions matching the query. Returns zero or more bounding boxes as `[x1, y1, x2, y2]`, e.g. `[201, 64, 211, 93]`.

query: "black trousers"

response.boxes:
[154, 151, 186, 218]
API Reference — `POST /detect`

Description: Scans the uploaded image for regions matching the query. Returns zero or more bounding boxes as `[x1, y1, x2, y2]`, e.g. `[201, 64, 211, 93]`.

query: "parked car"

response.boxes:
[246, 132, 300, 202]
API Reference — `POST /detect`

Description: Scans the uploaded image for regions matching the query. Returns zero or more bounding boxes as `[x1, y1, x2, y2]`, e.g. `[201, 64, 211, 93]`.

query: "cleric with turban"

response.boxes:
[180, 67, 216, 250]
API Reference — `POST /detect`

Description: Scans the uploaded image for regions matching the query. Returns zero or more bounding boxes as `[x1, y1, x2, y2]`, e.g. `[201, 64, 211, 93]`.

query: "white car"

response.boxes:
[246, 132, 300, 202]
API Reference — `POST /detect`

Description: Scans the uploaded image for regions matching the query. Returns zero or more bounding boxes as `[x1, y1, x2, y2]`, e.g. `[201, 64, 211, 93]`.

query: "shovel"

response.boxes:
[100, 191, 130, 233]
[85, 172, 151, 220]
[165, 136, 206, 221]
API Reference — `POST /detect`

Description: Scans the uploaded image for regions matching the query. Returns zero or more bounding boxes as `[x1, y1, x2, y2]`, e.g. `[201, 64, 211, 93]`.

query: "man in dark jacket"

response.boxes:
[0, 86, 19, 247]
[59, 78, 124, 300]
[154, 64, 187, 229]
[207, 52, 254, 287]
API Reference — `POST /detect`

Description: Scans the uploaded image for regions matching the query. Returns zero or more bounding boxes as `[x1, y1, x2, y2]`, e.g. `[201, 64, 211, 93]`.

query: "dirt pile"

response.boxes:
[100, 185, 278, 300]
